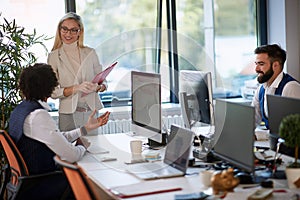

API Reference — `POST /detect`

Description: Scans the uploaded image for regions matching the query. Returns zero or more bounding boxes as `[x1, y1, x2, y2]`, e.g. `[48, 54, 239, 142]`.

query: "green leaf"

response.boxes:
[0, 14, 49, 130]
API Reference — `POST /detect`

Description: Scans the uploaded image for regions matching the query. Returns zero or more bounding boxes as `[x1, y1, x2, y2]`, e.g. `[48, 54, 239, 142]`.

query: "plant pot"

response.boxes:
[285, 167, 300, 189]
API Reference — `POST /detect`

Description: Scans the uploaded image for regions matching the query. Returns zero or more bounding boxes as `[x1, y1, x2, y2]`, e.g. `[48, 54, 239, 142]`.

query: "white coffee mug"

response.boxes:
[200, 170, 214, 187]
[130, 140, 142, 155]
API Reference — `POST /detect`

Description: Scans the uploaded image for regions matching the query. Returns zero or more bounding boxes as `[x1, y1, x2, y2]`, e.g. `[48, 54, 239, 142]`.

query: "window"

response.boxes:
[2, 0, 259, 109]
[77, 0, 162, 106]
[1, 0, 65, 63]
[175, 0, 257, 98]
[77, 0, 258, 107]
[214, 0, 257, 96]
[2, 0, 65, 110]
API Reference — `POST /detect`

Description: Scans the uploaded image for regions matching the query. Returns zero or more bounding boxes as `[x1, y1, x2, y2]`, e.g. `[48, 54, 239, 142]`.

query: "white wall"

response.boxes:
[285, 0, 300, 80]
[267, 0, 300, 80]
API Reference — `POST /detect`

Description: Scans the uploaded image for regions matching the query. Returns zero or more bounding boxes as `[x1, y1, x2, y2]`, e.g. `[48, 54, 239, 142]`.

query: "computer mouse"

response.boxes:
[235, 172, 253, 184]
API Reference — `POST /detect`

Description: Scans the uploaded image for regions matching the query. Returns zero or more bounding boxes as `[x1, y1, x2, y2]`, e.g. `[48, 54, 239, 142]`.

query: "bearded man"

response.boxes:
[251, 44, 300, 128]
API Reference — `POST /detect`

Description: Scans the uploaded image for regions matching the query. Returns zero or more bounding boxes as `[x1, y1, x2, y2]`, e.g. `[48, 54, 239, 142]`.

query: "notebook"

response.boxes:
[127, 124, 194, 180]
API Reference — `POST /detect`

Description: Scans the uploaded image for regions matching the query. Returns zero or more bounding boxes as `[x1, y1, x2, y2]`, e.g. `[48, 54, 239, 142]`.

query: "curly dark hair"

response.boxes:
[19, 63, 58, 100]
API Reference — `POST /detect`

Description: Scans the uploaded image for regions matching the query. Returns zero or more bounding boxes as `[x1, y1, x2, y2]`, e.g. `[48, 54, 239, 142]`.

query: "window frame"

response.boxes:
[65, 0, 265, 106]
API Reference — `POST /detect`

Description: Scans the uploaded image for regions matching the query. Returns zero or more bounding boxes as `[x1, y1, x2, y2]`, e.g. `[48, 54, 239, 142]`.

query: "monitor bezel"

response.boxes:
[131, 71, 162, 144]
[179, 70, 214, 129]
[212, 99, 255, 173]
[267, 94, 300, 135]
[267, 94, 300, 156]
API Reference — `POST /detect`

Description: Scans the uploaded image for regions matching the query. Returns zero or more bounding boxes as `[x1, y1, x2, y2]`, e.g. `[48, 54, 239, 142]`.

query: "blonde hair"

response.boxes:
[51, 12, 85, 51]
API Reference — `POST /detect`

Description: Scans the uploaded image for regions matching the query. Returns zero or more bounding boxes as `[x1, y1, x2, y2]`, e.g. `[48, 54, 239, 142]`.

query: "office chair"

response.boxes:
[53, 155, 101, 200]
[0, 130, 63, 200]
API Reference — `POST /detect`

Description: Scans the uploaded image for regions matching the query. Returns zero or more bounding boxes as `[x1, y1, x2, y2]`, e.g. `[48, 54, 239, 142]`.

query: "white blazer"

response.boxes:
[48, 46, 105, 114]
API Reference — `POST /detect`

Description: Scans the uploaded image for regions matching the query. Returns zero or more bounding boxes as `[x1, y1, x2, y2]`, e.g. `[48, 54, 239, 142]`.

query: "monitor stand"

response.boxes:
[147, 132, 167, 149]
[192, 133, 218, 162]
[193, 149, 219, 163]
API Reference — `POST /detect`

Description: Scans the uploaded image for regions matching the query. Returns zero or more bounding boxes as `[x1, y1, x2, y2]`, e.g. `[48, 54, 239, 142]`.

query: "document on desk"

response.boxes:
[109, 180, 182, 198]
[87, 145, 109, 154]
[255, 127, 269, 141]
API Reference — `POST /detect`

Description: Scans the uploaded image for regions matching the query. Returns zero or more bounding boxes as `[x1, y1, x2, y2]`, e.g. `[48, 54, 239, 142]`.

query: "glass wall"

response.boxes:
[1, 0, 65, 63]
[214, 0, 257, 97]
[176, 0, 257, 98]
[1, 0, 65, 110]
[76, 0, 167, 106]
[77, 0, 258, 106]
[2, 0, 258, 109]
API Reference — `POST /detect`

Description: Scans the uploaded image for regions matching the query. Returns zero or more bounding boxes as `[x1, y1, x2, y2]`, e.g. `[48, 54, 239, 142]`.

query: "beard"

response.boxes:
[257, 66, 274, 83]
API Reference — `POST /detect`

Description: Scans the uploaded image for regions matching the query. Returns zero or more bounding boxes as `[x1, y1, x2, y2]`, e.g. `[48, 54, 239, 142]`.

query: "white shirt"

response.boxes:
[251, 72, 300, 125]
[23, 100, 86, 162]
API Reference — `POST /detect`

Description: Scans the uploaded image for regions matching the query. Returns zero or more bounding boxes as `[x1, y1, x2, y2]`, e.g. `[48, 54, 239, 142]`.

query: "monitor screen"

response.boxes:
[267, 94, 300, 135]
[267, 94, 300, 156]
[212, 99, 255, 173]
[179, 70, 214, 129]
[131, 71, 162, 144]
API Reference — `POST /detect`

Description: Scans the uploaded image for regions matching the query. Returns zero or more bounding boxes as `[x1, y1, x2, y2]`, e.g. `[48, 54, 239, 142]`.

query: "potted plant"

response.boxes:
[0, 14, 49, 197]
[0, 13, 49, 130]
[279, 113, 300, 188]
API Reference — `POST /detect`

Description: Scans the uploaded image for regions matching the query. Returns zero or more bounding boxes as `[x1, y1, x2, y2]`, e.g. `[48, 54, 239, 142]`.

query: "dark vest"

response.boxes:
[258, 73, 297, 129]
[9, 100, 56, 175]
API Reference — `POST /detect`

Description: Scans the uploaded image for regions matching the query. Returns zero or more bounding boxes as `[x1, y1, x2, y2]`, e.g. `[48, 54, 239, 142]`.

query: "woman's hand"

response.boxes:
[84, 110, 110, 132]
[63, 82, 104, 96]
[75, 81, 98, 94]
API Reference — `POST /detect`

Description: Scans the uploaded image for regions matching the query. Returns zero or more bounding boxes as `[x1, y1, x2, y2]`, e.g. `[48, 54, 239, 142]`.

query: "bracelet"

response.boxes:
[80, 126, 88, 136]
[96, 84, 102, 92]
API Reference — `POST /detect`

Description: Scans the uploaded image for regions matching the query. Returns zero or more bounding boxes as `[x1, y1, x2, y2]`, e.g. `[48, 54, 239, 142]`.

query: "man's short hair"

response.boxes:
[254, 44, 286, 68]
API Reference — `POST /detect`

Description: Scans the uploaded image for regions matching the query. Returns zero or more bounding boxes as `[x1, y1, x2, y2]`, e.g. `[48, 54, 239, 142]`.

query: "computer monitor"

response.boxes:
[131, 71, 166, 147]
[179, 70, 214, 130]
[267, 94, 300, 157]
[212, 99, 255, 173]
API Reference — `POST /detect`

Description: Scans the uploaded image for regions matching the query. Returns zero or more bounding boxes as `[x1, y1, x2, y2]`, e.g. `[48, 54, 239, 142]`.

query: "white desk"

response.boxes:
[78, 133, 299, 200]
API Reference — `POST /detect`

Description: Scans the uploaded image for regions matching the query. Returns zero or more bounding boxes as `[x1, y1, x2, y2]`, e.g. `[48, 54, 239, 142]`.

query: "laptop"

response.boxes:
[127, 124, 194, 180]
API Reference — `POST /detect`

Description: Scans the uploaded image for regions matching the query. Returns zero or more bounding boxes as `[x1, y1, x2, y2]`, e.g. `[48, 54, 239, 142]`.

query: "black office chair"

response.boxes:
[0, 130, 64, 200]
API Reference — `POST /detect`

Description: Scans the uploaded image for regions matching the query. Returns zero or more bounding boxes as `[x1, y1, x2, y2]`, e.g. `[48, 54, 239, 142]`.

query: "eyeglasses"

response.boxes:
[60, 26, 80, 35]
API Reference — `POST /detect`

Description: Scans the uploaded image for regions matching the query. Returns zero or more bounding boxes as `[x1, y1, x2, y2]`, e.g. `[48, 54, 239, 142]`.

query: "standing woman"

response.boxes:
[48, 12, 107, 135]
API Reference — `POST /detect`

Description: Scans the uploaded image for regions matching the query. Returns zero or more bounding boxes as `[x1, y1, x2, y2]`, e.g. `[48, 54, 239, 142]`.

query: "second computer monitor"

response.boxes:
[212, 99, 255, 173]
[267, 94, 300, 156]
[179, 70, 214, 129]
[131, 71, 164, 146]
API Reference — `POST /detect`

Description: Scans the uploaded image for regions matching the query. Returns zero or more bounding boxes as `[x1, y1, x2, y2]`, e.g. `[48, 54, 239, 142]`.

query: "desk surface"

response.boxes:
[78, 133, 299, 200]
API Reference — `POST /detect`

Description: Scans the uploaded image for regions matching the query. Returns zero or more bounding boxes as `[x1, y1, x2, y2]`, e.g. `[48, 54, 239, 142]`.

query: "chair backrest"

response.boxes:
[0, 130, 29, 186]
[53, 155, 101, 200]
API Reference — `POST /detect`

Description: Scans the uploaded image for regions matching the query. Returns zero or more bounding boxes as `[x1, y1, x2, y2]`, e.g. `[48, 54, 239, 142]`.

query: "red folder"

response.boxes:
[92, 61, 118, 84]
[81, 61, 117, 97]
